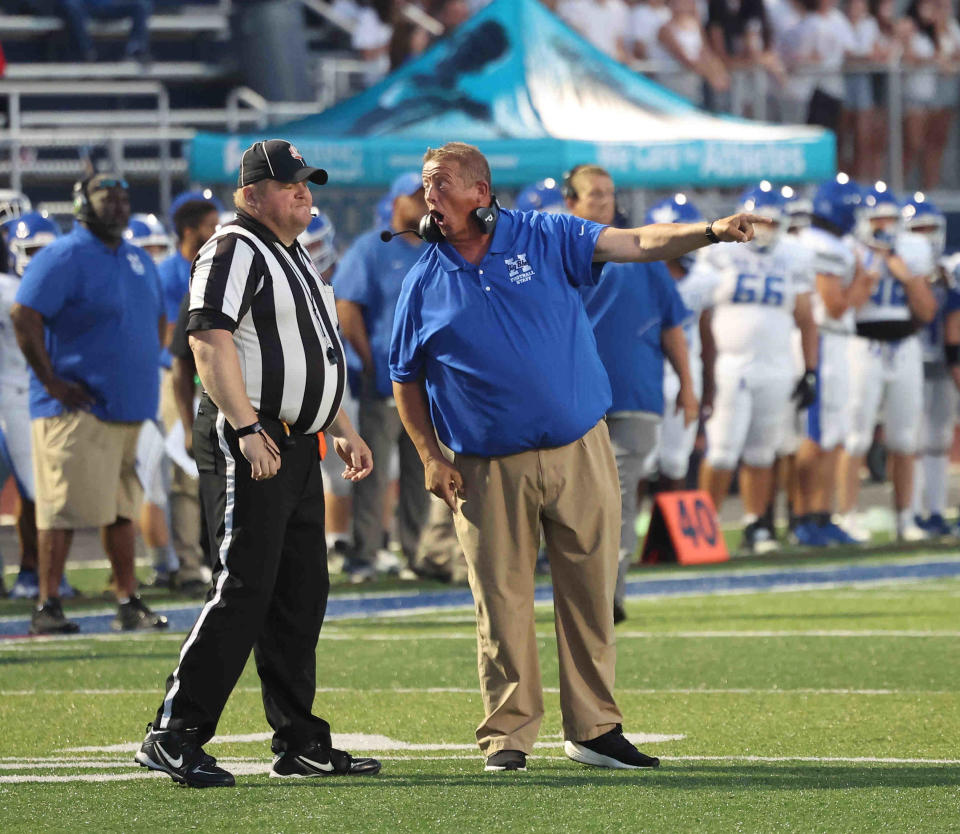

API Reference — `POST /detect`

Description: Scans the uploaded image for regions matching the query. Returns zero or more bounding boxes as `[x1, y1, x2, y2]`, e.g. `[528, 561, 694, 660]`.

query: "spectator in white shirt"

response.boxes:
[353, 0, 395, 86]
[629, 0, 673, 59]
[558, 0, 633, 63]
[653, 0, 730, 104]
[842, 0, 885, 178]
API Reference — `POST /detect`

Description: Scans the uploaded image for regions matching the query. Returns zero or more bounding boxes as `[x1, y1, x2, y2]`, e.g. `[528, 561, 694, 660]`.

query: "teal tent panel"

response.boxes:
[189, 0, 835, 187]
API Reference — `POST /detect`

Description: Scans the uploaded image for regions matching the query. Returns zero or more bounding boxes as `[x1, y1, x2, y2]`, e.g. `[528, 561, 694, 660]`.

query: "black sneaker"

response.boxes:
[564, 725, 660, 770]
[613, 601, 627, 625]
[270, 743, 381, 777]
[484, 749, 527, 772]
[740, 519, 779, 555]
[112, 595, 169, 631]
[135, 723, 235, 787]
[29, 598, 80, 635]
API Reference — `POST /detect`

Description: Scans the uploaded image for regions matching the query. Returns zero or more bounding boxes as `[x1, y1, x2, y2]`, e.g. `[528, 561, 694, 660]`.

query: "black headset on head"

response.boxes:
[417, 196, 501, 244]
[561, 165, 589, 202]
[72, 172, 128, 225]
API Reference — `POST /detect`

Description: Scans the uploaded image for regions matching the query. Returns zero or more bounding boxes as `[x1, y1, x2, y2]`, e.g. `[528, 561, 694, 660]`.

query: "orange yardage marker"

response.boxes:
[640, 490, 729, 565]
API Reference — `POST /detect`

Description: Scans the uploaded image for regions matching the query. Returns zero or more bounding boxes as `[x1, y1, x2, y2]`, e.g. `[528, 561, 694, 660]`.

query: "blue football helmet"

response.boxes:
[298, 211, 337, 275]
[644, 193, 703, 225]
[780, 186, 812, 232]
[902, 192, 946, 258]
[0, 189, 32, 224]
[855, 181, 901, 249]
[738, 181, 786, 250]
[811, 175, 863, 236]
[3, 211, 61, 276]
[515, 179, 565, 214]
[124, 213, 173, 263]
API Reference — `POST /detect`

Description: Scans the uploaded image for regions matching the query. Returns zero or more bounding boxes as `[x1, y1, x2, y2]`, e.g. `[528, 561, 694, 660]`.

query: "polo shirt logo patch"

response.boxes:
[127, 253, 146, 275]
[505, 253, 535, 285]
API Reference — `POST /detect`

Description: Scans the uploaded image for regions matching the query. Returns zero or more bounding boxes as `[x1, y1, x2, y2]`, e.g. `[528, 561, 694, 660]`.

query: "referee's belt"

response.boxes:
[256, 414, 328, 460]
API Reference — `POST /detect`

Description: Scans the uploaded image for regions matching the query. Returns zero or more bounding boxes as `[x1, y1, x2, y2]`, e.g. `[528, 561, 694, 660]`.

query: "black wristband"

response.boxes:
[705, 221, 720, 244]
[235, 420, 263, 438]
[946, 344, 960, 366]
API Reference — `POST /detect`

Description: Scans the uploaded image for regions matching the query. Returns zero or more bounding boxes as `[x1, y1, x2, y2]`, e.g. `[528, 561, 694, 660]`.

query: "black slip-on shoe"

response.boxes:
[564, 725, 660, 770]
[135, 723, 235, 787]
[484, 749, 527, 772]
[112, 595, 168, 631]
[270, 744, 381, 777]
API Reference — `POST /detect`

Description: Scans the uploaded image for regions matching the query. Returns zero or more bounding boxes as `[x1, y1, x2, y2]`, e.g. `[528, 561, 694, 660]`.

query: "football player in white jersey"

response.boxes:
[124, 213, 174, 264]
[903, 194, 959, 536]
[785, 177, 875, 546]
[647, 193, 717, 489]
[838, 183, 937, 541]
[0, 211, 71, 599]
[697, 185, 818, 553]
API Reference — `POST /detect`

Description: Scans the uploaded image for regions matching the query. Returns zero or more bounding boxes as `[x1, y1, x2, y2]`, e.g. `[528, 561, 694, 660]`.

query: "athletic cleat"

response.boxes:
[838, 514, 871, 544]
[818, 521, 858, 546]
[270, 743, 381, 777]
[741, 520, 779, 554]
[112, 595, 169, 631]
[136, 723, 235, 788]
[8, 568, 39, 599]
[484, 750, 527, 772]
[564, 725, 660, 770]
[29, 598, 79, 635]
[789, 521, 828, 547]
[923, 513, 951, 538]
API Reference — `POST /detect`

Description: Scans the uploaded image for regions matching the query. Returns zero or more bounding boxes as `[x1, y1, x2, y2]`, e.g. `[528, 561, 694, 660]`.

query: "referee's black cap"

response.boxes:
[238, 139, 328, 187]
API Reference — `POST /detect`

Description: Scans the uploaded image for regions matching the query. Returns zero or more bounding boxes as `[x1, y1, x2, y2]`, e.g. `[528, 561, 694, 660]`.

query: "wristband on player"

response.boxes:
[705, 221, 720, 244]
[946, 344, 960, 366]
[235, 420, 263, 438]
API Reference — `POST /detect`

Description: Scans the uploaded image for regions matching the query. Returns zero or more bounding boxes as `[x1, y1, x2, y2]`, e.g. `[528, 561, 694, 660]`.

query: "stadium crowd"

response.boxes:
[0, 162, 957, 634]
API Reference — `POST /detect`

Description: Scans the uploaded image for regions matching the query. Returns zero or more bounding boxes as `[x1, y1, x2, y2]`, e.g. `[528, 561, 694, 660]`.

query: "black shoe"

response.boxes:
[740, 519, 779, 554]
[613, 601, 627, 625]
[29, 598, 80, 635]
[112, 595, 169, 631]
[176, 579, 210, 598]
[135, 723, 235, 788]
[484, 749, 527, 772]
[270, 743, 381, 777]
[564, 725, 660, 770]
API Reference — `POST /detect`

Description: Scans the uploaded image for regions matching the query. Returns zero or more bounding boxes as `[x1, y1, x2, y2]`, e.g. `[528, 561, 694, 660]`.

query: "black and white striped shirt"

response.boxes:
[187, 211, 345, 435]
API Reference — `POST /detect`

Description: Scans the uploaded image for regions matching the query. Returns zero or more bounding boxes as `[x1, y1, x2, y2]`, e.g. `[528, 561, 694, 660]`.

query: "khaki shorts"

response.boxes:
[32, 411, 143, 530]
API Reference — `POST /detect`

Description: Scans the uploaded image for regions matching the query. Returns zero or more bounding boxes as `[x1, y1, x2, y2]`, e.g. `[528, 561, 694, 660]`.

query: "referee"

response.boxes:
[137, 139, 379, 788]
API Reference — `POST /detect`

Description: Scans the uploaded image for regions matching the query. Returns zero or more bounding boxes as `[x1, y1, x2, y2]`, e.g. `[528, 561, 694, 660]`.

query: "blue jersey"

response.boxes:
[579, 260, 688, 414]
[390, 208, 609, 456]
[15, 226, 163, 422]
[336, 228, 425, 398]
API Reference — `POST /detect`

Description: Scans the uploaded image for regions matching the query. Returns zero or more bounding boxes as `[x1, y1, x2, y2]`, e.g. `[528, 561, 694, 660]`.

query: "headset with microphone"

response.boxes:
[72, 173, 129, 225]
[380, 197, 501, 244]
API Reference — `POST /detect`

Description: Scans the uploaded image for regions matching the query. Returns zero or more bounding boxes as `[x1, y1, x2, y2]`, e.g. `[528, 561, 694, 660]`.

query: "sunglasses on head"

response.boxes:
[90, 178, 129, 192]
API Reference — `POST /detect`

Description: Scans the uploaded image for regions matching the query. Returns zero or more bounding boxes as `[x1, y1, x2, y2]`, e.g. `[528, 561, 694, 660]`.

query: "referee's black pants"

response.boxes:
[154, 401, 331, 753]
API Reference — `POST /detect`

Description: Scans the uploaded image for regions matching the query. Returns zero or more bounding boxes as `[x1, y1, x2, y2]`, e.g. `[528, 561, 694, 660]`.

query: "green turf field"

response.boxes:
[1, 566, 958, 833]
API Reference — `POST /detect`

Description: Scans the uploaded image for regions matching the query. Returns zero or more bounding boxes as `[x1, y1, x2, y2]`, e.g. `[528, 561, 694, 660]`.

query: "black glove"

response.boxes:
[792, 370, 817, 410]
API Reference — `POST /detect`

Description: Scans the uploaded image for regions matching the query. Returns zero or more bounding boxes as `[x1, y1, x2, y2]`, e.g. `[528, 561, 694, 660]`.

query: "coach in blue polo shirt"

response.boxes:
[11, 173, 167, 636]
[390, 141, 764, 774]
[566, 164, 696, 625]
[335, 171, 430, 581]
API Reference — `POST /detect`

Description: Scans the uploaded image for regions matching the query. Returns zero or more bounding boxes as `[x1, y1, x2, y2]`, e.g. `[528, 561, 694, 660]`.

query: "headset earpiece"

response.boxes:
[417, 197, 500, 244]
[72, 177, 92, 222]
[562, 166, 584, 201]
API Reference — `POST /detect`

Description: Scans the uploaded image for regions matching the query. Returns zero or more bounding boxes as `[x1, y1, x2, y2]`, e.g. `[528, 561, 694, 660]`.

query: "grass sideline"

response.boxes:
[1, 566, 959, 832]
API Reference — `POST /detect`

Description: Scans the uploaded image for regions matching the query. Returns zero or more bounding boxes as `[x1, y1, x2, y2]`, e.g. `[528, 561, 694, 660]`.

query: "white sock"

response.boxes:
[326, 533, 351, 549]
[896, 508, 914, 533]
[922, 454, 948, 517]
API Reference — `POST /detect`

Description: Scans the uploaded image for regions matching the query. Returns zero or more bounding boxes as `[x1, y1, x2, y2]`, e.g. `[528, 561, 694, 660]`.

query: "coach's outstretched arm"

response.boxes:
[594, 213, 768, 263]
[394, 378, 463, 512]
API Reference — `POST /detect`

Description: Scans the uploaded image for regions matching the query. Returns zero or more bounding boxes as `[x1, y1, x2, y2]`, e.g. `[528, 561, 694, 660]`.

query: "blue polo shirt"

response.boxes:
[390, 208, 611, 456]
[580, 261, 689, 415]
[336, 228, 425, 398]
[16, 225, 162, 422]
[158, 250, 190, 323]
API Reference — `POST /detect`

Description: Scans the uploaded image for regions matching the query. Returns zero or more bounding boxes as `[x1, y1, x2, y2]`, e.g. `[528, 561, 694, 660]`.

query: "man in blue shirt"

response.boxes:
[390, 142, 764, 773]
[10, 173, 168, 635]
[567, 165, 697, 625]
[336, 172, 430, 581]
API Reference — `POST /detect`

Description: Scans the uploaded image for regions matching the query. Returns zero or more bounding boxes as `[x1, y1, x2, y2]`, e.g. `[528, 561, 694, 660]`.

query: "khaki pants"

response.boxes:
[413, 494, 468, 582]
[452, 421, 623, 755]
[160, 371, 207, 582]
[32, 411, 142, 530]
